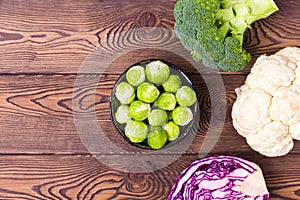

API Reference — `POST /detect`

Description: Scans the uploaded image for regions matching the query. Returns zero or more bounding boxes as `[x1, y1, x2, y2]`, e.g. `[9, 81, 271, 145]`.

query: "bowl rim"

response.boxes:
[109, 58, 199, 150]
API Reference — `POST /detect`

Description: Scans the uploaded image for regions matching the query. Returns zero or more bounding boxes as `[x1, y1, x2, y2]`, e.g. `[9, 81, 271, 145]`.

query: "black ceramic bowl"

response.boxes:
[110, 59, 199, 150]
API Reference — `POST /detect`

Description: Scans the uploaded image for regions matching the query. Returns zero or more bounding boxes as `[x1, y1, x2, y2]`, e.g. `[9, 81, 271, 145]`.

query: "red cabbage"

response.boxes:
[167, 156, 269, 200]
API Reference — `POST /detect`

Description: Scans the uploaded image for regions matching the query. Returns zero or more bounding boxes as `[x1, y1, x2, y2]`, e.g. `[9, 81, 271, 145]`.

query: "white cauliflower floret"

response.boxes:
[276, 47, 300, 86]
[245, 54, 296, 95]
[290, 122, 300, 140]
[270, 85, 300, 127]
[232, 47, 300, 157]
[246, 121, 294, 157]
[294, 67, 300, 86]
[276, 46, 300, 64]
[232, 89, 272, 137]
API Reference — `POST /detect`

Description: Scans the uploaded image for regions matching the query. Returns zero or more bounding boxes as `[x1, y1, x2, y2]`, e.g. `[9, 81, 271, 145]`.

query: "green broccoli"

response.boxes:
[174, 0, 279, 71]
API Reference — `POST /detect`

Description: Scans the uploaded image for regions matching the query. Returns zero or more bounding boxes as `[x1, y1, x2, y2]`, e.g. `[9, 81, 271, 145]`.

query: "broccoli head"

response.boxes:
[174, 0, 279, 71]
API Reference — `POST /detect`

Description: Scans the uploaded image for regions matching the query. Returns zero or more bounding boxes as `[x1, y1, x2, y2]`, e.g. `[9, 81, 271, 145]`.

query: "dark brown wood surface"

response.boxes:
[0, 0, 299, 199]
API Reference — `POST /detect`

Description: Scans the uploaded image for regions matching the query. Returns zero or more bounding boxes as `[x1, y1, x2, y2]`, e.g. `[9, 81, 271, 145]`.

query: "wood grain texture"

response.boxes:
[0, 0, 177, 74]
[0, 155, 298, 200]
[0, 74, 245, 154]
[0, 73, 299, 156]
[0, 0, 299, 74]
[0, 0, 299, 199]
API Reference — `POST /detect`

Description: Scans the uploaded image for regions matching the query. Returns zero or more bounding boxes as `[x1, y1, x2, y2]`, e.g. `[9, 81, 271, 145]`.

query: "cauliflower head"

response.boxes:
[232, 47, 300, 157]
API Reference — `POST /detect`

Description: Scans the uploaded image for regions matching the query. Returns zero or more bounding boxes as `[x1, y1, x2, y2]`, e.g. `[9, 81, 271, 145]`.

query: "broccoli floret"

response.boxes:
[174, 0, 279, 71]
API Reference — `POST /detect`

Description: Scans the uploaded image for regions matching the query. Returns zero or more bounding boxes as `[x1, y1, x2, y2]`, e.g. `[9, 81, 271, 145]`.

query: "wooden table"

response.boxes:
[0, 0, 299, 199]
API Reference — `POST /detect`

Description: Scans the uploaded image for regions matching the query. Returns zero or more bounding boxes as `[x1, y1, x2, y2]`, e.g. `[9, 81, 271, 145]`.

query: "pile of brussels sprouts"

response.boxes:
[113, 60, 197, 149]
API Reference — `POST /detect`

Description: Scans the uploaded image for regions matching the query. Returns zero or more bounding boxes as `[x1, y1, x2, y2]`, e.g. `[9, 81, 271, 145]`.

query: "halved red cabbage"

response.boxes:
[167, 156, 269, 200]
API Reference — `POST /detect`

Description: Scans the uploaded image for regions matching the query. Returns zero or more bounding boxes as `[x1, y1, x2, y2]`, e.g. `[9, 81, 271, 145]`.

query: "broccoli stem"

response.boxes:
[216, 0, 279, 44]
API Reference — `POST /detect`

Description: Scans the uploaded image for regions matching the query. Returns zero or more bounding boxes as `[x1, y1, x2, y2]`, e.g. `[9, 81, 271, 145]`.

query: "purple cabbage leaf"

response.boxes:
[167, 156, 269, 200]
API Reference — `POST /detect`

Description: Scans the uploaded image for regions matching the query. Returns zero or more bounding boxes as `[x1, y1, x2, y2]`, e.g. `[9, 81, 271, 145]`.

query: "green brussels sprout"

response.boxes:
[145, 60, 170, 84]
[137, 82, 160, 103]
[155, 92, 177, 111]
[126, 65, 145, 86]
[162, 75, 182, 93]
[125, 120, 148, 143]
[115, 105, 130, 124]
[163, 121, 180, 141]
[148, 109, 168, 127]
[129, 100, 150, 121]
[172, 106, 193, 126]
[175, 86, 197, 107]
[115, 82, 135, 104]
[147, 127, 168, 149]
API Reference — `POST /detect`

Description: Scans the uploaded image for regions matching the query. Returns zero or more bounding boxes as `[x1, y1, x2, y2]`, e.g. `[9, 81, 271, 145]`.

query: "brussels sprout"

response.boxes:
[146, 60, 170, 84]
[115, 105, 130, 124]
[129, 100, 150, 121]
[176, 86, 197, 107]
[125, 120, 148, 143]
[148, 109, 168, 127]
[155, 92, 177, 111]
[162, 75, 182, 93]
[147, 127, 168, 149]
[172, 106, 193, 126]
[115, 82, 135, 104]
[137, 82, 160, 103]
[163, 121, 180, 141]
[126, 65, 145, 86]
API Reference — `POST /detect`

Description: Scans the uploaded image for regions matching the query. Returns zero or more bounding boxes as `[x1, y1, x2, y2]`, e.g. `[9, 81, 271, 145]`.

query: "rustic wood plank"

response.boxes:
[0, 0, 299, 199]
[0, 154, 298, 200]
[0, 72, 230, 119]
[0, 73, 245, 154]
[0, 74, 299, 156]
[0, 0, 177, 74]
[0, 0, 299, 74]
